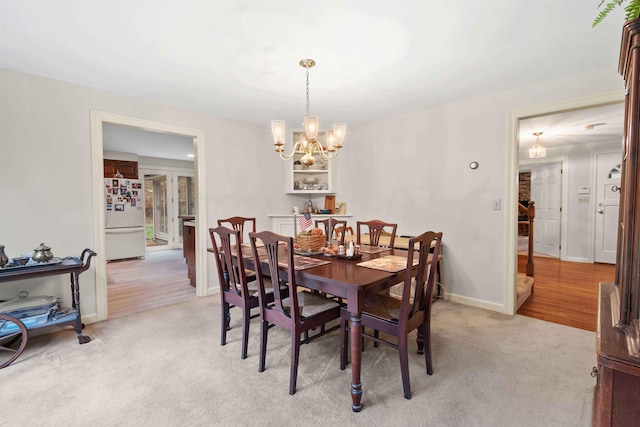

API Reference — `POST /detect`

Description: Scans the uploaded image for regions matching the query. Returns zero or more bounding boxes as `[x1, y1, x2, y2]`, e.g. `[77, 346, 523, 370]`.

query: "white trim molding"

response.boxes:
[504, 90, 624, 315]
[90, 111, 208, 321]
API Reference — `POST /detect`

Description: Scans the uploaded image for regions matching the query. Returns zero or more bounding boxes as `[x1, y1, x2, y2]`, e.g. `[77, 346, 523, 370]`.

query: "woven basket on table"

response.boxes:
[296, 233, 326, 252]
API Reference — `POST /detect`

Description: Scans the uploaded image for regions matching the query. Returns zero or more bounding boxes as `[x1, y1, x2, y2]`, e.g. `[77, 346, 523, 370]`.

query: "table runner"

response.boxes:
[237, 245, 330, 270]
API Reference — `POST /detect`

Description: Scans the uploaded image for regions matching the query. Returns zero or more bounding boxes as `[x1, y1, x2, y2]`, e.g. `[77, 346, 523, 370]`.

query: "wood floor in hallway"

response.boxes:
[517, 255, 615, 332]
[107, 249, 196, 319]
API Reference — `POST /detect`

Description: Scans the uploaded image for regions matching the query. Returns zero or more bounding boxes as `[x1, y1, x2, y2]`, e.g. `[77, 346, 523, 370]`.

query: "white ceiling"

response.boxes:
[0, 0, 628, 158]
[518, 102, 624, 158]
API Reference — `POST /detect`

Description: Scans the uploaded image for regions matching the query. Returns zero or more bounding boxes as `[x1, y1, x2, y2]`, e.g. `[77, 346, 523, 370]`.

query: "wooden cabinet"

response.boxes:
[285, 130, 337, 194]
[594, 283, 640, 426]
[104, 159, 138, 179]
[593, 18, 640, 426]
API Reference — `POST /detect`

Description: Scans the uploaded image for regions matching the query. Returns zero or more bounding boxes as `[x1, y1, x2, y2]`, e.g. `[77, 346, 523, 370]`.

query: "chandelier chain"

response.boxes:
[305, 67, 310, 116]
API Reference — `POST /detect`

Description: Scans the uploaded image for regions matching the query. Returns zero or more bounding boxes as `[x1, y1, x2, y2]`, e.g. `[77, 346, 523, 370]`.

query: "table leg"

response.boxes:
[350, 313, 363, 412]
[71, 271, 90, 344]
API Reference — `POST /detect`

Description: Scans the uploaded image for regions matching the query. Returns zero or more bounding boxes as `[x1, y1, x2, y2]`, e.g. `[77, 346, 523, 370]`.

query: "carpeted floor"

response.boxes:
[0, 296, 596, 426]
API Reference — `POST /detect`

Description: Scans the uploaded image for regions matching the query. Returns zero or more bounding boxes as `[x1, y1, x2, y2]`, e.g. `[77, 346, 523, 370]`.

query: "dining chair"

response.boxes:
[340, 230, 443, 399]
[248, 230, 342, 395]
[217, 216, 256, 244]
[314, 218, 348, 245]
[356, 219, 398, 248]
[209, 226, 278, 359]
[218, 216, 257, 280]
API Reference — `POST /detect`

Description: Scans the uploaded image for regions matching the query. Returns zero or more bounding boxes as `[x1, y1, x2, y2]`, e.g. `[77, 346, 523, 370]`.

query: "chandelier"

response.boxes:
[271, 59, 346, 166]
[529, 131, 547, 159]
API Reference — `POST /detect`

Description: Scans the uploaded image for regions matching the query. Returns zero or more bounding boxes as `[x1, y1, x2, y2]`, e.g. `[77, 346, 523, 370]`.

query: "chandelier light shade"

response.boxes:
[529, 131, 547, 159]
[271, 59, 346, 165]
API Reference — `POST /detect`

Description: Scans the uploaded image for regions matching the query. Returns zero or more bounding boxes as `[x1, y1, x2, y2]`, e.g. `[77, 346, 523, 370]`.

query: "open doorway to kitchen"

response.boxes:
[506, 91, 622, 324]
[103, 128, 197, 318]
[90, 111, 208, 322]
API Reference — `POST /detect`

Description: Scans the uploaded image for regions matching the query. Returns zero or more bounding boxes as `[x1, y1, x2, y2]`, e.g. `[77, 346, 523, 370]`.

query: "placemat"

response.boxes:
[357, 255, 417, 273]
[282, 255, 331, 270]
[358, 244, 392, 254]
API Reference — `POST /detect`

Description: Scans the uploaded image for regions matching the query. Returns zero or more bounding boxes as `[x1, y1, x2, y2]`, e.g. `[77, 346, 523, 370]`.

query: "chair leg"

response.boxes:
[417, 326, 424, 355]
[373, 329, 379, 347]
[340, 316, 348, 370]
[241, 306, 250, 359]
[221, 301, 229, 346]
[259, 320, 268, 373]
[423, 321, 433, 376]
[398, 334, 411, 399]
[290, 331, 301, 395]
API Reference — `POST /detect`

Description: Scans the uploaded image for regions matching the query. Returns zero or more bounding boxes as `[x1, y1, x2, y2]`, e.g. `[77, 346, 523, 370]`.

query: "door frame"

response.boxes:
[505, 90, 624, 315]
[90, 111, 208, 321]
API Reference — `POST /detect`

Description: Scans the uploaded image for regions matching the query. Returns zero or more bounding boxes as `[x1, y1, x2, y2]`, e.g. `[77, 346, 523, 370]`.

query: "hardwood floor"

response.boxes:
[517, 255, 615, 332]
[107, 249, 196, 319]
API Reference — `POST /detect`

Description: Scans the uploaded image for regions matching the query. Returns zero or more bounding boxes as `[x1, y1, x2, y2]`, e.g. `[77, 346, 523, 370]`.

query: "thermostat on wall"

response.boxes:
[577, 186, 590, 194]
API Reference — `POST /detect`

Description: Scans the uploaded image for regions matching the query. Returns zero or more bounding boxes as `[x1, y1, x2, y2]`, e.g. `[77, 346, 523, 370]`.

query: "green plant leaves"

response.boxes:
[593, 0, 640, 27]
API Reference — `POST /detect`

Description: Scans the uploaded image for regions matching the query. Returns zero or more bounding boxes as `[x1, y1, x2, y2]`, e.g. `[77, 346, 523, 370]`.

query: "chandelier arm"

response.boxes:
[316, 145, 339, 161]
[277, 141, 305, 161]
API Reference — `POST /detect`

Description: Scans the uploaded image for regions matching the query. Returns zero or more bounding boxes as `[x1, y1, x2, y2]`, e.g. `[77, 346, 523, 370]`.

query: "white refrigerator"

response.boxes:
[104, 178, 146, 261]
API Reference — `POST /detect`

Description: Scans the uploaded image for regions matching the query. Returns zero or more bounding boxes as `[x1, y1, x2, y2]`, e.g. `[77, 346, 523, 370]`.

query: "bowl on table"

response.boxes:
[11, 257, 30, 266]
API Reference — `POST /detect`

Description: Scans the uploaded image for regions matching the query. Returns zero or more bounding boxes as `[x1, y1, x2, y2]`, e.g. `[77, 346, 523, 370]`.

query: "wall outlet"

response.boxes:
[493, 199, 501, 210]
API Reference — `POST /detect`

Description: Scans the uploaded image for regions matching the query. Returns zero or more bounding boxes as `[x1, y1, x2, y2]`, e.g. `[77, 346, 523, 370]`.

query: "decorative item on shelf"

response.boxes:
[32, 242, 53, 263]
[11, 257, 29, 266]
[305, 198, 314, 213]
[0, 245, 8, 268]
[271, 58, 346, 165]
[529, 132, 546, 159]
[324, 195, 336, 214]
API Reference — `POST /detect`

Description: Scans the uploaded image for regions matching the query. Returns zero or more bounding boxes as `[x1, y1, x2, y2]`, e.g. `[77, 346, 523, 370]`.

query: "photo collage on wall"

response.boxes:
[105, 178, 143, 211]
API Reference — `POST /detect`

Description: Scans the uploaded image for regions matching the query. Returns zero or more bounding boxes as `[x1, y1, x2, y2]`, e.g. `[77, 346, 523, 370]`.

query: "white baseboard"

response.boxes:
[443, 292, 506, 314]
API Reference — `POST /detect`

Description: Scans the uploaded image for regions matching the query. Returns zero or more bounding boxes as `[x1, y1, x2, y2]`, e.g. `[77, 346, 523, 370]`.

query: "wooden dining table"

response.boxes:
[238, 243, 410, 412]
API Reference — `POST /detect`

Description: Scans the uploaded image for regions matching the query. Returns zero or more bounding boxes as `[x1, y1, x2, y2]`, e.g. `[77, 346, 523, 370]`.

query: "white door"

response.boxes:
[531, 163, 562, 258]
[175, 173, 196, 245]
[594, 152, 622, 264]
[141, 168, 195, 250]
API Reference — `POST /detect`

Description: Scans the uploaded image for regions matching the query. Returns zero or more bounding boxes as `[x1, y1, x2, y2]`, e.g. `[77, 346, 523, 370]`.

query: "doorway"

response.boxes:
[505, 90, 624, 315]
[90, 111, 208, 322]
